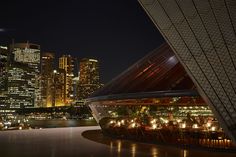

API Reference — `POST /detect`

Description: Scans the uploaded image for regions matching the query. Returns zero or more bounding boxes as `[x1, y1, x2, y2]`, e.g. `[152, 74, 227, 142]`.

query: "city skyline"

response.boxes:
[0, 0, 164, 83]
[0, 43, 102, 108]
[0, 0, 236, 156]
[1, 41, 106, 81]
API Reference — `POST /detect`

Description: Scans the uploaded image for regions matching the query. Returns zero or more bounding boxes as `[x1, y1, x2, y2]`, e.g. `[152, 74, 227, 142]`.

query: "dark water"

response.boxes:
[0, 126, 235, 157]
[28, 119, 98, 128]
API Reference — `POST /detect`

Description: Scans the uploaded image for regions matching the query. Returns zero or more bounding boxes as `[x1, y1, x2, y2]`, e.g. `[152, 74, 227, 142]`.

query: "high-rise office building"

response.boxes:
[41, 52, 55, 107]
[72, 76, 80, 101]
[52, 69, 66, 107]
[7, 43, 40, 108]
[78, 58, 100, 99]
[0, 46, 8, 108]
[59, 55, 74, 105]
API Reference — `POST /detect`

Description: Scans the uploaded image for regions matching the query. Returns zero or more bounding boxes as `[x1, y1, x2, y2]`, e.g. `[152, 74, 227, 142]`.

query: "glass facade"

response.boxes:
[7, 43, 40, 108]
[89, 97, 236, 149]
[78, 58, 100, 99]
[41, 52, 55, 107]
[0, 46, 8, 108]
[52, 69, 66, 107]
[59, 55, 74, 105]
[139, 0, 236, 144]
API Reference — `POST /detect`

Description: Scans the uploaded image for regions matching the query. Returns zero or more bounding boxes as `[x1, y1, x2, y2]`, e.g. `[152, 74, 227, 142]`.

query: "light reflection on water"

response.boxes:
[131, 144, 136, 157]
[117, 140, 121, 152]
[117, 140, 122, 157]
[107, 139, 175, 157]
[107, 140, 189, 157]
[179, 149, 189, 157]
[104, 138, 235, 157]
[183, 149, 188, 157]
[110, 141, 113, 154]
[151, 147, 159, 157]
[81, 129, 236, 157]
[1, 127, 235, 157]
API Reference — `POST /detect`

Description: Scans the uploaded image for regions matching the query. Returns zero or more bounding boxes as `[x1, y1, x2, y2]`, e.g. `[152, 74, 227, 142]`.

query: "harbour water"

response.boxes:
[0, 126, 235, 157]
[28, 119, 97, 128]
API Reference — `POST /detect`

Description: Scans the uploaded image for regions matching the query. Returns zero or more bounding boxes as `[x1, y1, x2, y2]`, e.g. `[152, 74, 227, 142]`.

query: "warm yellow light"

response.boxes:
[211, 126, 216, 131]
[154, 99, 160, 103]
[152, 124, 157, 129]
[150, 119, 156, 124]
[192, 124, 198, 129]
[176, 119, 181, 123]
[110, 120, 114, 124]
[218, 136, 223, 140]
[181, 123, 186, 128]
[89, 59, 98, 62]
[117, 122, 121, 127]
[206, 122, 211, 127]
[131, 123, 136, 128]
[160, 117, 168, 124]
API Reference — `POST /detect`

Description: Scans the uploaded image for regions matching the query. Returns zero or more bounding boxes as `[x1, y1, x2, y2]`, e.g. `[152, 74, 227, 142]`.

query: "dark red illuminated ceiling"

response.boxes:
[91, 43, 196, 97]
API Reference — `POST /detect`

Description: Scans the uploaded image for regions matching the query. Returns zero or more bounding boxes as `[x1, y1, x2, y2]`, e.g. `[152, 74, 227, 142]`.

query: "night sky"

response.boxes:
[0, 0, 164, 83]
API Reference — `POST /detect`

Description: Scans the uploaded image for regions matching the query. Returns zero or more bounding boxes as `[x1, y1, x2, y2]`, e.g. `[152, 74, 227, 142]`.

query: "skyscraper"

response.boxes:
[0, 46, 8, 108]
[41, 52, 55, 107]
[7, 43, 40, 108]
[52, 69, 66, 107]
[78, 58, 100, 99]
[59, 55, 74, 105]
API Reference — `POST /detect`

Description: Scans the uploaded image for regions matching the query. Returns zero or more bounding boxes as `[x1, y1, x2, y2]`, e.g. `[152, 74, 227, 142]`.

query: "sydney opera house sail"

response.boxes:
[138, 0, 236, 144]
[87, 0, 236, 150]
[87, 43, 235, 149]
